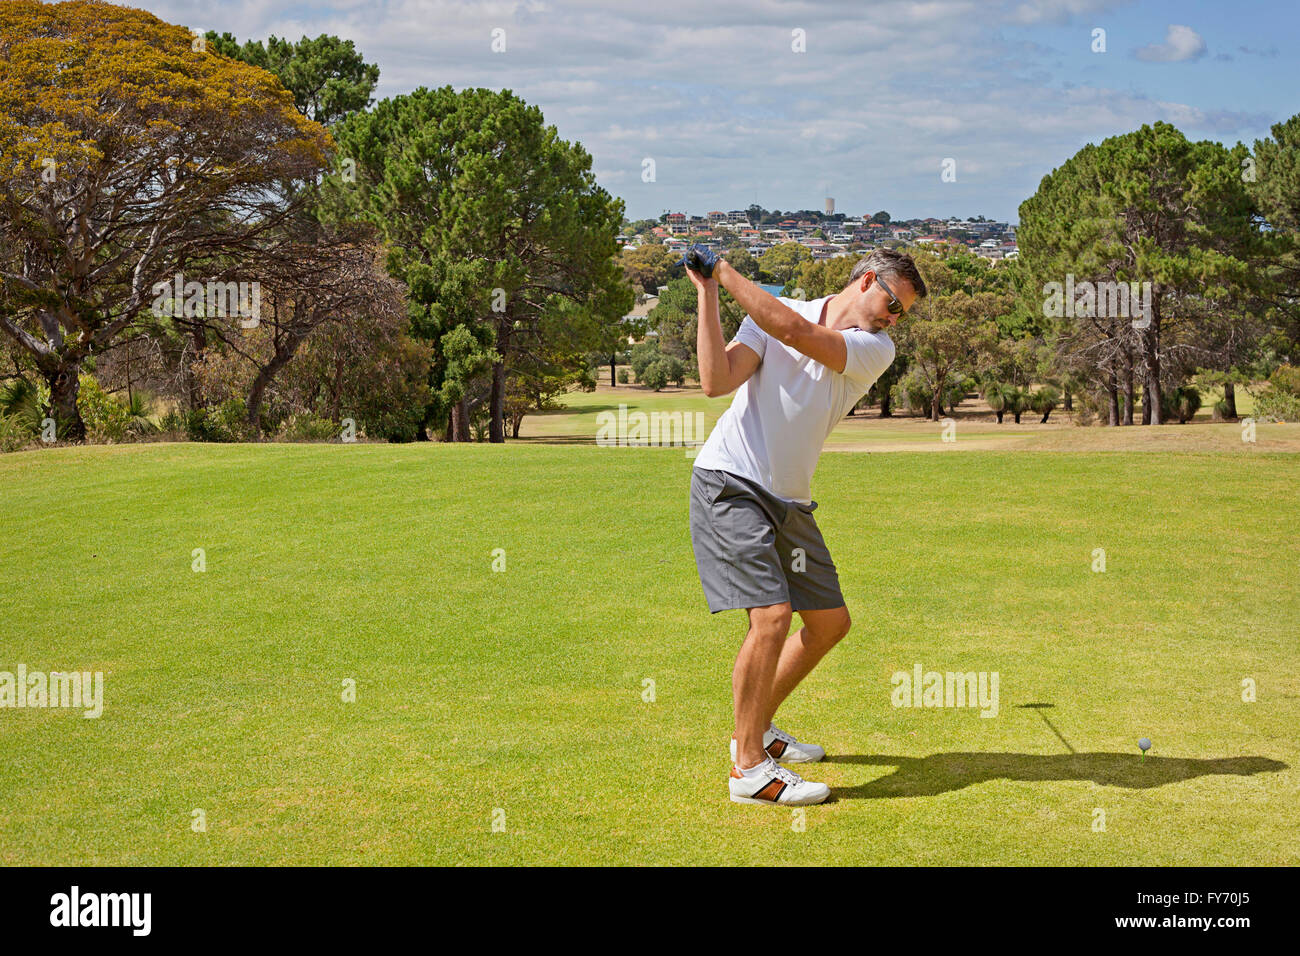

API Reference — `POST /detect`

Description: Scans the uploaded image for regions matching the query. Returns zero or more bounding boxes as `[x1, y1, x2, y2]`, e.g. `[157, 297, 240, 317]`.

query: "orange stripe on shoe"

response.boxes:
[754, 779, 786, 802]
[767, 739, 788, 758]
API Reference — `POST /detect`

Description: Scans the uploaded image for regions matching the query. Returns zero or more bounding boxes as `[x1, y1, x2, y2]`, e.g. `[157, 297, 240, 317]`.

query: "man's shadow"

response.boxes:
[825, 752, 1287, 799]
[826, 702, 1287, 799]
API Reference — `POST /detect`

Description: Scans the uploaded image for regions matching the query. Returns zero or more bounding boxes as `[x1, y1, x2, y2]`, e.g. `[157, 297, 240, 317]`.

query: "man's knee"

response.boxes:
[805, 606, 852, 644]
[747, 602, 793, 641]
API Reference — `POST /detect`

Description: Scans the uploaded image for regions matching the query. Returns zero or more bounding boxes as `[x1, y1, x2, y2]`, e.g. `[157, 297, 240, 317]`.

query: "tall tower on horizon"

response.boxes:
[825, 197, 835, 215]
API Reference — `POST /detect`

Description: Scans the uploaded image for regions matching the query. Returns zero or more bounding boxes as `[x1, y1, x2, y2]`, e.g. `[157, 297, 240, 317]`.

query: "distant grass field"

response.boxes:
[2, 441, 1297, 865]
[522, 379, 1299, 454]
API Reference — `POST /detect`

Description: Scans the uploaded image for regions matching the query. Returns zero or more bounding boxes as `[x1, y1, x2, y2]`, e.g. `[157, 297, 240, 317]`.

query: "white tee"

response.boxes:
[692, 294, 896, 504]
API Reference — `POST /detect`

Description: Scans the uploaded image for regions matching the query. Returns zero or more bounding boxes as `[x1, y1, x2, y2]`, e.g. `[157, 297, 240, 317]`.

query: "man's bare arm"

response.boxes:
[690, 271, 761, 396]
[714, 260, 849, 375]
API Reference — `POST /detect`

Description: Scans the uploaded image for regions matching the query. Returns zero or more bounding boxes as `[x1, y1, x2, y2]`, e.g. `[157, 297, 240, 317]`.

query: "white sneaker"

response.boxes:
[730, 723, 826, 765]
[729, 757, 830, 806]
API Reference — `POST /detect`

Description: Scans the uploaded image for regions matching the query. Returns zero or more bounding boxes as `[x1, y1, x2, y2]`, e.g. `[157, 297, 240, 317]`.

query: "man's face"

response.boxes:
[855, 271, 917, 332]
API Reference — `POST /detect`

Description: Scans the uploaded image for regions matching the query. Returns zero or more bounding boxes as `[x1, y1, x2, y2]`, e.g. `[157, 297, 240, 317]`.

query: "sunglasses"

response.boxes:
[875, 274, 907, 316]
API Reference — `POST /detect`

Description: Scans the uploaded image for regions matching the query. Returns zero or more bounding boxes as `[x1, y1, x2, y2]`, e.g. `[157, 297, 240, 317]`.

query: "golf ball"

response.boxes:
[1138, 737, 1151, 752]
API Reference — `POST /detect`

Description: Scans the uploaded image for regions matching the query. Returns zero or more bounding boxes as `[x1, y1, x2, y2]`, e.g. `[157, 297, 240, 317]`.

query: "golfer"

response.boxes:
[684, 247, 926, 805]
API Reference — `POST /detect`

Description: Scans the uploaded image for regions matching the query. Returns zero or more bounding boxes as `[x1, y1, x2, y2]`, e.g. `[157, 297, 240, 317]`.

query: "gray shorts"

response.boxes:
[688, 467, 845, 614]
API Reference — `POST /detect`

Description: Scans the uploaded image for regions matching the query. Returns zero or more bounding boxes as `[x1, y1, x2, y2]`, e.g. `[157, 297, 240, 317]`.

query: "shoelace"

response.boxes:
[769, 724, 798, 745]
[770, 763, 803, 787]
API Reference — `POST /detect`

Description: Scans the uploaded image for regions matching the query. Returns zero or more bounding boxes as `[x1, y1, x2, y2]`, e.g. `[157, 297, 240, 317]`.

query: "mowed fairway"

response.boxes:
[1, 442, 1297, 865]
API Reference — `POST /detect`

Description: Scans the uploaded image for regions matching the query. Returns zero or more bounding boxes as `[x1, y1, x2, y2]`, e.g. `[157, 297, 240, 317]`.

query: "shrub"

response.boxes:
[1254, 387, 1300, 422]
[279, 414, 340, 442]
[617, 368, 630, 384]
[1161, 385, 1202, 424]
[76, 375, 132, 442]
[1268, 364, 1300, 397]
[1212, 399, 1233, 422]
[184, 398, 250, 442]
[640, 360, 670, 392]
[660, 355, 687, 387]
[629, 340, 663, 380]
[893, 372, 931, 417]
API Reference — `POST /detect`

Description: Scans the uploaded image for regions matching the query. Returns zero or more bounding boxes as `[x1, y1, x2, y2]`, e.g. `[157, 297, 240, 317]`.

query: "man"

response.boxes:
[684, 247, 926, 806]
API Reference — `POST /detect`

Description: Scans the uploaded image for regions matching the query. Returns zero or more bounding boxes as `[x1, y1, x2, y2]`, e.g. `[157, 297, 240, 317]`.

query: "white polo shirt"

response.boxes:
[692, 294, 895, 505]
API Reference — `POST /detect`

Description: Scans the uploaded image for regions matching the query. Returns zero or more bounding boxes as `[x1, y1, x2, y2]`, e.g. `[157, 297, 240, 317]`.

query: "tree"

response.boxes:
[0, 0, 330, 440]
[1248, 113, 1300, 357]
[759, 242, 812, 285]
[620, 242, 678, 295]
[893, 291, 1005, 420]
[277, 283, 432, 441]
[724, 247, 760, 280]
[645, 277, 742, 374]
[321, 86, 632, 442]
[1019, 122, 1264, 425]
[203, 31, 379, 129]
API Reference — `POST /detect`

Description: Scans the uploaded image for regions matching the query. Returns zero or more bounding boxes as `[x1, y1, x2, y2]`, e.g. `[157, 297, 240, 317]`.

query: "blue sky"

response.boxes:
[123, 0, 1298, 223]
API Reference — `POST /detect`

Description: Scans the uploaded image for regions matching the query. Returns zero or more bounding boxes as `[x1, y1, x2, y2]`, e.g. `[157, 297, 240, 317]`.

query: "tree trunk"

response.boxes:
[489, 360, 506, 443]
[1122, 349, 1135, 426]
[1106, 368, 1119, 427]
[332, 353, 345, 423]
[1141, 382, 1152, 425]
[1142, 309, 1162, 424]
[186, 326, 206, 411]
[995, 409, 1004, 424]
[1224, 381, 1237, 418]
[610, 355, 616, 387]
[1064, 388, 1072, 412]
[47, 366, 85, 441]
[449, 398, 471, 441]
[246, 333, 306, 439]
[416, 404, 435, 441]
[930, 394, 942, 422]
[246, 352, 295, 439]
[879, 384, 893, 417]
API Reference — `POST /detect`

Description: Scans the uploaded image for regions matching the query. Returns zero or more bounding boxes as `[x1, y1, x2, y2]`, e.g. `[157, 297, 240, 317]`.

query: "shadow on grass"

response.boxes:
[530, 403, 626, 417]
[824, 752, 1288, 799]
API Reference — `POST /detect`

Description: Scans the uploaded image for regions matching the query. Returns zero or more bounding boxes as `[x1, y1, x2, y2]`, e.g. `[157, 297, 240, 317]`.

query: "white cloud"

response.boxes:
[109, 1, 1265, 221]
[1135, 24, 1207, 63]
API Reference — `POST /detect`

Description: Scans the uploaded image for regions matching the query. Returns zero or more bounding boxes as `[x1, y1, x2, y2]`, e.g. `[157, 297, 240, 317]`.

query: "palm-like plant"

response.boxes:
[125, 389, 159, 436]
[984, 382, 1008, 424]
[1030, 385, 1062, 423]
[0, 378, 45, 434]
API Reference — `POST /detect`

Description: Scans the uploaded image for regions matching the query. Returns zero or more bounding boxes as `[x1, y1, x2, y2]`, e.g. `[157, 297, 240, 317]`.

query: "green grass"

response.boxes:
[1, 442, 1297, 865]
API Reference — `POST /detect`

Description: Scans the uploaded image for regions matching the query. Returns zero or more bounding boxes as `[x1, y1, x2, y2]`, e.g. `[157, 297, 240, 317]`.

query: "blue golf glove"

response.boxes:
[677, 243, 720, 278]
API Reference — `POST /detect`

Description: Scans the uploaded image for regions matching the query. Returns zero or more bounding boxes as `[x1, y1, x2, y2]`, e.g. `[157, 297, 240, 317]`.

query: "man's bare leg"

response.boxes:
[764, 606, 852, 726]
[733, 602, 792, 767]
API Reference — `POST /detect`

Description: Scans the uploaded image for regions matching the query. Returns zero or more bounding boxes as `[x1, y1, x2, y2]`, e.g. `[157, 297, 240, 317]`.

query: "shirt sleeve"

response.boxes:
[730, 315, 767, 361]
[841, 329, 895, 385]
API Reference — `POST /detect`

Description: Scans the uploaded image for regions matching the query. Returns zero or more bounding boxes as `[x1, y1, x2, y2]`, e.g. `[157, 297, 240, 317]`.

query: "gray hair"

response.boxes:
[847, 248, 927, 299]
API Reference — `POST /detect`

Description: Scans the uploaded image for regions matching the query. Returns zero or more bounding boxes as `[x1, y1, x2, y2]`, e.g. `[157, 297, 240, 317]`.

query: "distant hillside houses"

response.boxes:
[619, 210, 1017, 261]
